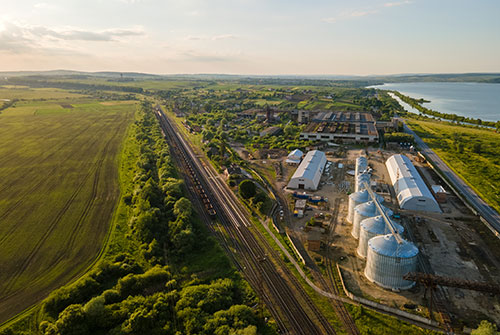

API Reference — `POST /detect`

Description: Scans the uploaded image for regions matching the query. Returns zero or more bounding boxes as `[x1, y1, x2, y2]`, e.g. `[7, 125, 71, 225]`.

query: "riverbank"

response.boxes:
[368, 82, 500, 123]
[388, 92, 497, 129]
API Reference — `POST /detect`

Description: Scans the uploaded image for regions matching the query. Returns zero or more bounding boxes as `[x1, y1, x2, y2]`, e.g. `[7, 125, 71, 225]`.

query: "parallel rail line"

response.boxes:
[155, 106, 335, 335]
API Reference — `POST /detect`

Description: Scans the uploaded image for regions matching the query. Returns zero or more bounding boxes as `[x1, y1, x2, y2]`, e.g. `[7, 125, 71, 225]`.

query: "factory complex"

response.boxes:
[277, 146, 500, 328]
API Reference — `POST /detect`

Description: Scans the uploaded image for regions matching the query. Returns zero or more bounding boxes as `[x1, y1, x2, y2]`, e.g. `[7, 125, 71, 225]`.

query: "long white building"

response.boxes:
[287, 150, 326, 191]
[386, 154, 441, 212]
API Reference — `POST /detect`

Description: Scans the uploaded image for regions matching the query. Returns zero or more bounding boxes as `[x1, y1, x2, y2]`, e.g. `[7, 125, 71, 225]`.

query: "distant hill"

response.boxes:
[365, 73, 500, 84]
[0, 70, 499, 85]
[0, 70, 161, 79]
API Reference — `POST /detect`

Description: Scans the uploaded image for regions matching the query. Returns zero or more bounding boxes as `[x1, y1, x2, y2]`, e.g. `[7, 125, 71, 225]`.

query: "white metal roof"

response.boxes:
[386, 154, 440, 211]
[368, 234, 418, 258]
[431, 185, 447, 194]
[288, 149, 304, 159]
[290, 150, 326, 182]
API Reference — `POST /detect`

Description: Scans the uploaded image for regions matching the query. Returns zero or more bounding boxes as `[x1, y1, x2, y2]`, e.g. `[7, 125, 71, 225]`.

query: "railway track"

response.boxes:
[322, 198, 360, 335]
[271, 178, 360, 335]
[155, 106, 335, 335]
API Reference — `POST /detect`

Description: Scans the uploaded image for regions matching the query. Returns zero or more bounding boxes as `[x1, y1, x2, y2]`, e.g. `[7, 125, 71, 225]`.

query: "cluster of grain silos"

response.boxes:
[351, 201, 393, 239]
[346, 155, 419, 291]
[357, 215, 404, 258]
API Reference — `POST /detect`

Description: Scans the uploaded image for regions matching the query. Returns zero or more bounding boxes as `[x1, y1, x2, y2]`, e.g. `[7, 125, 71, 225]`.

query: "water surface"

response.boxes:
[369, 82, 500, 122]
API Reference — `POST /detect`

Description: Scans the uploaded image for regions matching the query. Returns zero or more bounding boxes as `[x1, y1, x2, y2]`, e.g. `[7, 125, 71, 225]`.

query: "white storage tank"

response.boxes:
[355, 173, 371, 192]
[352, 201, 393, 239]
[355, 156, 368, 177]
[364, 234, 418, 290]
[347, 190, 384, 223]
[357, 216, 404, 258]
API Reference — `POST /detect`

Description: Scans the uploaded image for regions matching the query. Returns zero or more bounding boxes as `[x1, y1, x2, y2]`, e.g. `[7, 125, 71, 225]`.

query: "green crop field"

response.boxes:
[407, 119, 500, 213]
[0, 87, 87, 100]
[0, 99, 135, 323]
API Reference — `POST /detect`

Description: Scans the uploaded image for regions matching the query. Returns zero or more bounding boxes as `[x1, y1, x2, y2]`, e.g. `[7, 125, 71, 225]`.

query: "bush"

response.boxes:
[238, 180, 256, 199]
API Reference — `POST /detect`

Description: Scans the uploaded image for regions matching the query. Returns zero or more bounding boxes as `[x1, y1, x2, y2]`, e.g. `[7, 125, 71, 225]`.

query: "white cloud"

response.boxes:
[34, 3, 58, 10]
[0, 21, 145, 54]
[384, 1, 412, 7]
[184, 34, 237, 41]
[211, 34, 236, 40]
[179, 49, 242, 63]
[322, 9, 378, 23]
[323, 1, 412, 23]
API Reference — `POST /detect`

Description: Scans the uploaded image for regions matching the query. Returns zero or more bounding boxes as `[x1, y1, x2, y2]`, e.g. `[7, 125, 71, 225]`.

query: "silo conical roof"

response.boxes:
[368, 234, 418, 258]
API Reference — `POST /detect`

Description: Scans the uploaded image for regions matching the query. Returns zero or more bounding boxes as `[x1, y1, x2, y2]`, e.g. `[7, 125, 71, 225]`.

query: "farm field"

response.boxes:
[0, 86, 87, 100]
[0, 99, 135, 323]
[406, 118, 500, 213]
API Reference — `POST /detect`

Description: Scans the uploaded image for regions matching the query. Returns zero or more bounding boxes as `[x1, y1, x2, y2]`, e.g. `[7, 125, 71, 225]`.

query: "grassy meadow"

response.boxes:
[406, 119, 500, 213]
[0, 98, 135, 322]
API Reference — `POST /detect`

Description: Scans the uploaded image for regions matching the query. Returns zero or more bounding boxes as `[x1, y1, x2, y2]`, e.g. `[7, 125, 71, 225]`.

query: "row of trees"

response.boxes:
[0, 101, 266, 335]
[383, 132, 415, 144]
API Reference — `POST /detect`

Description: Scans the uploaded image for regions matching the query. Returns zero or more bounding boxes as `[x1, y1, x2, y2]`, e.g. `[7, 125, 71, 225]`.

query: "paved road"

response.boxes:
[402, 120, 500, 237]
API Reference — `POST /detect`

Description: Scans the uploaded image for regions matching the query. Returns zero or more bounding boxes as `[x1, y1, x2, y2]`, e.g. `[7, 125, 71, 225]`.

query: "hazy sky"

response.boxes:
[1, 0, 499, 75]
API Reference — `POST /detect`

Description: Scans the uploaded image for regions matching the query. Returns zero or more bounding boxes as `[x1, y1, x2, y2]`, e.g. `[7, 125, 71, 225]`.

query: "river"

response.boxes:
[368, 82, 500, 122]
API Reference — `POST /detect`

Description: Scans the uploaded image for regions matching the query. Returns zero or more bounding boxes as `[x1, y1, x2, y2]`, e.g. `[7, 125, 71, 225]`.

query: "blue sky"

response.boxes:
[1, 0, 499, 75]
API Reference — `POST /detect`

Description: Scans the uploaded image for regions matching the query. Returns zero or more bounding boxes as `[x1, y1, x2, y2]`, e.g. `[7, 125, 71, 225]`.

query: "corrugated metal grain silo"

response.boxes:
[364, 234, 418, 290]
[355, 156, 368, 177]
[357, 216, 404, 258]
[347, 189, 384, 223]
[352, 201, 393, 239]
[355, 173, 371, 192]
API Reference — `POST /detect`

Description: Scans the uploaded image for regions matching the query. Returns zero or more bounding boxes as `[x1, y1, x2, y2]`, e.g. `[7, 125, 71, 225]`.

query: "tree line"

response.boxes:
[1, 101, 269, 335]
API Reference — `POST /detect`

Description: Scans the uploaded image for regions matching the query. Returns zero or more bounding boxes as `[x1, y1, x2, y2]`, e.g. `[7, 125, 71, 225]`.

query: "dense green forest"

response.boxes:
[1, 102, 269, 335]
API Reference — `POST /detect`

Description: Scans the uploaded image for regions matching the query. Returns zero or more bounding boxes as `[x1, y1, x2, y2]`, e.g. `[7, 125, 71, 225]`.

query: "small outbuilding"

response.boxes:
[259, 126, 282, 137]
[286, 149, 304, 165]
[307, 227, 323, 252]
[431, 185, 448, 203]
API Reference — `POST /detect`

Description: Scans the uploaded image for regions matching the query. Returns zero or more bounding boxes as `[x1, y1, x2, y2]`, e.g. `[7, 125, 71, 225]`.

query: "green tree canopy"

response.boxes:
[471, 321, 500, 335]
[174, 197, 192, 218]
[238, 180, 256, 199]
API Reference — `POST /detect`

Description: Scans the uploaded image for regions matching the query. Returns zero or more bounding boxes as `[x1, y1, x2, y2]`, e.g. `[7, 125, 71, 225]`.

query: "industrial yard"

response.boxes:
[278, 147, 500, 330]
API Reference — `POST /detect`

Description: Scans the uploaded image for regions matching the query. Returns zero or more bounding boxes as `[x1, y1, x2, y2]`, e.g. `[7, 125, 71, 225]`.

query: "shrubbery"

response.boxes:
[6, 101, 268, 335]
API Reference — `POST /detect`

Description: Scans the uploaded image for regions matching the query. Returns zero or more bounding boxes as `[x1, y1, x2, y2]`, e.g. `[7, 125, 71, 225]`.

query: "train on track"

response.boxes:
[154, 107, 217, 219]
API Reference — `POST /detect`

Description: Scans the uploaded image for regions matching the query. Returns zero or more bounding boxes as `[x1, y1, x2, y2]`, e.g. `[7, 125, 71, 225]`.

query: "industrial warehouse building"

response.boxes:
[299, 111, 379, 143]
[287, 150, 326, 191]
[386, 154, 441, 213]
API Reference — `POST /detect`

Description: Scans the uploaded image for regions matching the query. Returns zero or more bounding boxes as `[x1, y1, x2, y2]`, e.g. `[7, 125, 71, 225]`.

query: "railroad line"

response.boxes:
[155, 106, 335, 335]
[323, 198, 360, 335]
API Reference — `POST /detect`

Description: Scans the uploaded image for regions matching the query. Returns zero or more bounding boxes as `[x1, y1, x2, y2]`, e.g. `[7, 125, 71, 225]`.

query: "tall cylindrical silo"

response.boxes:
[352, 201, 393, 239]
[364, 234, 418, 290]
[357, 216, 404, 258]
[347, 190, 384, 223]
[355, 156, 367, 177]
[355, 173, 371, 192]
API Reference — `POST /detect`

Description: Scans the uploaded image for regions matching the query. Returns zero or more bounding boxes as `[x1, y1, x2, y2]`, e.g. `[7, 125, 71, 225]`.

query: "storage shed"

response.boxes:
[286, 149, 304, 165]
[386, 154, 441, 213]
[287, 150, 327, 191]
